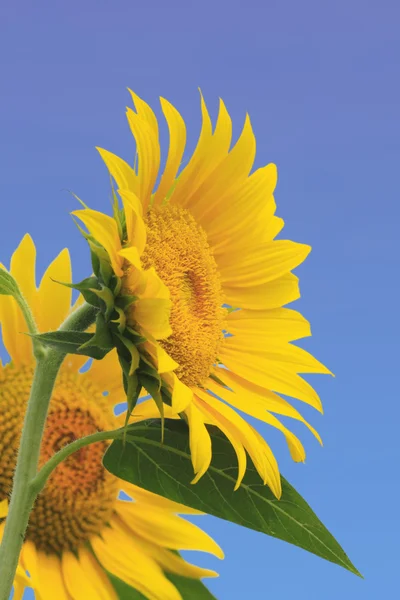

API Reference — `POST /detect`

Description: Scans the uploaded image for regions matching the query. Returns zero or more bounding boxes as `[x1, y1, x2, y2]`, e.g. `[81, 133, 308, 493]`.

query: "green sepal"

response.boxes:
[0, 268, 21, 298]
[125, 326, 147, 345]
[115, 295, 137, 311]
[111, 306, 126, 334]
[115, 333, 140, 375]
[31, 330, 110, 360]
[87, 239, 113, 286]
[138, 360, 164, 438]
[51, 276, 101, 308]
[118, 355, 142, 427]
[78, 313, 114, 353]
[90, 286, 115, 321]
[112, 275, 122, 297]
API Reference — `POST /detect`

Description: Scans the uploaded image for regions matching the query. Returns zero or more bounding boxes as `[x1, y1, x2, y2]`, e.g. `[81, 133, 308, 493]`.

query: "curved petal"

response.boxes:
[219, 241, 311, 287]
[118, 189, 147, 252]
[117, 501, 223, 557]
[207, 378, 307, 462]
[183, 402, 212, 483]
[62, 550, 117, 600]
[220, 349, 323, 412]
[97, 147, 139, 197]
[72, 208, 123, 277]
[153, 98, 187, 205]
[126, 103, 160, 210]
[119, 480, 204, 516]
[37, 248, 72, 332]
[216, 368, 322, 445]
[195, 390, 281, 497]
[92, 520, 182, 600]
[223, 272, 300, 310]
[187, 113, 256, 224]
[227, 307, 312, 342]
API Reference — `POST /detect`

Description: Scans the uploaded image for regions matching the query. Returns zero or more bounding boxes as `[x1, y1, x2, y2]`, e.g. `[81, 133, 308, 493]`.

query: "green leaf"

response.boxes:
[0, 268, 21, 297]
[103, 420, 361, 577]
[107, 569, 217, 599]
[33, 330, 110, 360]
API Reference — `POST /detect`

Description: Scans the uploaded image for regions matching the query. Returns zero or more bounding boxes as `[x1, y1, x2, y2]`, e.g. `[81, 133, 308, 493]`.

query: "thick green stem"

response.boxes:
[0, 303, 97, 600]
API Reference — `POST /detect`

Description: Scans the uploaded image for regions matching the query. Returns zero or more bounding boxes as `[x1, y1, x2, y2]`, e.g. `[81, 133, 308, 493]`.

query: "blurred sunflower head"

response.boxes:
[0, 236, 223, 600]
[73, 90, 331, 498]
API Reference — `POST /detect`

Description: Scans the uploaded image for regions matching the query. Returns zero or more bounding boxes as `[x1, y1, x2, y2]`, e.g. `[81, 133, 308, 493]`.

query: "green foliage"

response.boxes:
[32, 330, 112, 360]
[104, 420, 361, 577]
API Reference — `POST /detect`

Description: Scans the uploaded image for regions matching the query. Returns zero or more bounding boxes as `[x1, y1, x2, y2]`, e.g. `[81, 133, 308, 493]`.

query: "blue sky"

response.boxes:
[1, 1, 399, 598]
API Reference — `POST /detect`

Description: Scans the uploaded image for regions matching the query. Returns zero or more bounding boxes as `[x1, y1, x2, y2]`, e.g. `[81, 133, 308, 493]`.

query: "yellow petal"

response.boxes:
[188, 113, 256, 224]
[170, 91, 214, 207]
[62, 550, 117, 600]
[223, 272, 300, 310]
[140, 266, 171, 300]
[135, 298, 172, 339]
[220, 350, 323, 412]
[206, 163, 278, 249]
[128, 398, 179, 423]
[92, 519, 182, 600]
[0, 294, 23, 364]
[10, 233, 37, 316]
[79, 548, 119, 599]
[72, 208, 123, 276]
[227, 307, 311, 342]
[143, 339, 179, 373]
[22, 544, 70, 600]
[195, 390, 281, 496]
[120, 480, 204, 516]
[163, 371, 193, 412]
[85, 348, 124, 399]
[97, 147, 139, 196]
[224, 336, 331, 375]
[153, 98, 187, 205]
[118, 246, 142, 270]
[117, 501, 223, 557]
[194, 394, 247, 490]
[216, 368, 322, 445]
[118, 189, 147, 252]
[131, 536, 220, 579]
[0, 234, 40, 364]
[37, 248, 72, 333]
[126, 102, 160, 210]
[183, 402, 212, 483]
[207, 378, 306, 462]
[0, 498, 8, 518]
[219, 241, 311, 287]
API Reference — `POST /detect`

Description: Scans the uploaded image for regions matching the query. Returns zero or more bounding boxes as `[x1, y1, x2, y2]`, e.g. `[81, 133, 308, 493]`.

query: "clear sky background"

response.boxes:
[1, 1, 398, 598]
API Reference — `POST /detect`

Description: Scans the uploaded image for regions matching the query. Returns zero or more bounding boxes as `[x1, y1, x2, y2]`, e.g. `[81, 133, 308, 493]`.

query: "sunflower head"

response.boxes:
[0, 236, 223, 600]
[69, 89, 331, 496]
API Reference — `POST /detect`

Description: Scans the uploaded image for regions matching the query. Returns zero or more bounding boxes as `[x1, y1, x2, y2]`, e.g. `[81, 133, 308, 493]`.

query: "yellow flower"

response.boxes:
[73, 90, 331, 498]
[0, 236, 223, 600]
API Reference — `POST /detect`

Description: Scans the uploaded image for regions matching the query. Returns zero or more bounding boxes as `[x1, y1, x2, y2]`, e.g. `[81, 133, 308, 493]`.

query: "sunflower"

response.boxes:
[0, 236, 223, 600]
[73, 90, 331, 498]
